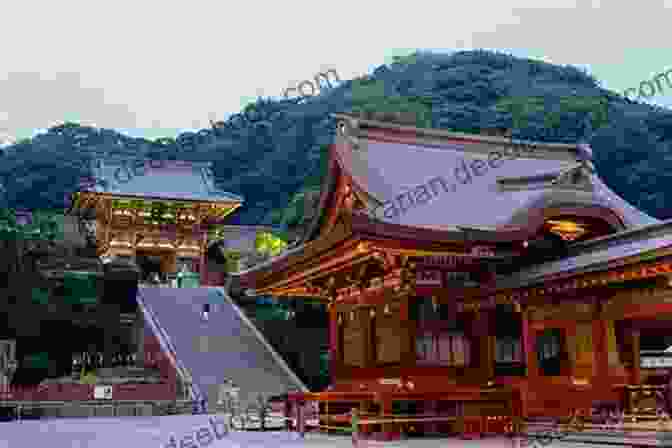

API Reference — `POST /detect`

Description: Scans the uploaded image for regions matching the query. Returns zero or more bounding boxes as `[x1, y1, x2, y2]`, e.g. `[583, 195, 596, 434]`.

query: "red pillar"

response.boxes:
[284, 398, 293, 431]
[473, 310, 494, 382]
[378, 395, 396, 440]
[297, 402, 305, 438]
[593, 319, 609, 381]
[521, 307, 535, 418]
[632, 330, 641, 385]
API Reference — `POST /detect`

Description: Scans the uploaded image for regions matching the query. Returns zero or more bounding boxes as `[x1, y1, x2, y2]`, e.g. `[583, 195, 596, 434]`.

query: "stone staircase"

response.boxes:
[137, 287, 307, 411]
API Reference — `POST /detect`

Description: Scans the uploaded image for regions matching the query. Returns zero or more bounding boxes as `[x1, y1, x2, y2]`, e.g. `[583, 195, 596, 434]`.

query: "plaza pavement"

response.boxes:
[0, 414, 669, 447]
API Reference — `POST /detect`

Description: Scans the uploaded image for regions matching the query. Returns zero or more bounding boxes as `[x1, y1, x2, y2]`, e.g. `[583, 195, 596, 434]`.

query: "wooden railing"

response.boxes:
[0, 382, 175, 402]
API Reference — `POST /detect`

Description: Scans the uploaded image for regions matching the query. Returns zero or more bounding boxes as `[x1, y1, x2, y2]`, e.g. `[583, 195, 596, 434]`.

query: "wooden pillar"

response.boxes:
[359, 400, 371, 436]
[426, 400, 439, 434]
[284, 399, 293, 431]
[297, 402, 305, 437]
[632, 329, 641, 385]
[520, 306, 535, 419]
[361, 306, 373, 368]
[379, 395, 394, 439]
[400, 294, 414, 367]
[593, 319, 609, 382]
[328, 305, 339, 382]
[563, 321, 577, 379]
[522, 307, 536, 379]
[473, 310, 494, 382]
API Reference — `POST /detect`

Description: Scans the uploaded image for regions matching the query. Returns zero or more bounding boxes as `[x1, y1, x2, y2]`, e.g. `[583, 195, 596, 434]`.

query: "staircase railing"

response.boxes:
[136, 289, 201, 403]
[213, 287, 309, 394]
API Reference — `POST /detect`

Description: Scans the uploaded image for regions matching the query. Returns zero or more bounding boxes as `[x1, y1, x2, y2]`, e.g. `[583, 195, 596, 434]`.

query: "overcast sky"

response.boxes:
[0, 0, 671, 142]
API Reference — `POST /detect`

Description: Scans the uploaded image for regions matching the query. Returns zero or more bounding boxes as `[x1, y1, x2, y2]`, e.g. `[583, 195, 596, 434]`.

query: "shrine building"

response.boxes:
[69, 158, 242, 282]
[229, 112, 672, 438]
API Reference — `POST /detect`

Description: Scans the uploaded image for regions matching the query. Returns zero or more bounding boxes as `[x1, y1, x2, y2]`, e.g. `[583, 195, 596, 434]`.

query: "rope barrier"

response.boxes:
[360, 416, 459, 424]
[228, 402, 672, 445]
[306, 423, 354, 433]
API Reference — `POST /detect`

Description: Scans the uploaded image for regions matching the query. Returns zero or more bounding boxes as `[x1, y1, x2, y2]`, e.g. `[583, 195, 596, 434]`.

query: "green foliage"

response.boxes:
[302, 144, 330, 190]
[63, 271, 99, 305]
[269, 144, 329, 227]
[267, 208, 285, 226]
[150, 202, 168, 223]
[558, 95, 610, 130]
[350, 78, 433, 128]
[31, 288, 50, 305]
[494, 95, 610, 133]
[1, 50, 671, 225]
[79, 369, 97, 385]
[278, 186, 323, 229]
[494, 96, 546, 129]
[255, 232, 288, 257]
[319, 351, 329, 378]
[390, 51, 420, 68]
[221, 250, 242, 272]
[23, 352, 49, 369]
[0, 208, 59, 241]
[0, 208, 17, 230]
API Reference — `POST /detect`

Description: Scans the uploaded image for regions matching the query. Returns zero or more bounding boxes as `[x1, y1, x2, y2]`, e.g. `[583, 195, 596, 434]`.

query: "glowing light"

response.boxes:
[546, 220, 588, 241]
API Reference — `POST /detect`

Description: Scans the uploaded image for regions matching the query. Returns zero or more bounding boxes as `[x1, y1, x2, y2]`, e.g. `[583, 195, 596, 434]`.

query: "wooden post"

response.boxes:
[380, 396, 394, 440]
[456, 401, 465, 437]
[400, 294, 414, 367]
[521, 307, 534, 418]
[593, 319, 609, 381]
[427, 400, 439, 435]
[298, 402, 305, 438]
[632, 330, 641, 385]
[474, 310, 494, 382]
[361, 306, 373, 368]
[564, 322, 578, 379]
[284, 398, 292, 432]
[359, 400, 369, 437]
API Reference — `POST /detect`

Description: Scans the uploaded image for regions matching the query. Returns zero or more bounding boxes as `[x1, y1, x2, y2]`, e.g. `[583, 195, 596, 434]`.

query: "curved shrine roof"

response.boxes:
[330, 114, 657, 234]
[80, 158, 244, 203]
[233, 114, 662, 292]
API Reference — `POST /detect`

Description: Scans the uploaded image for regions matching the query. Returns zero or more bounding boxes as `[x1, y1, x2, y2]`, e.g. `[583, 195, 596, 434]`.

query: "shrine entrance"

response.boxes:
[135, 250, 176, 282]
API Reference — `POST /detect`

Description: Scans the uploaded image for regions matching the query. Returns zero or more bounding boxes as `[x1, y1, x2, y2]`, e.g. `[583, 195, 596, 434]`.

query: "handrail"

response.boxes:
[213, 287, 309, 393]
[136, 290, 200, 402]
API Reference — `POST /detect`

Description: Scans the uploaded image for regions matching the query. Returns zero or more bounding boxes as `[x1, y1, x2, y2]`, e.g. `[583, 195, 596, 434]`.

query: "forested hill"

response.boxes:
[1, 50, 671, 226]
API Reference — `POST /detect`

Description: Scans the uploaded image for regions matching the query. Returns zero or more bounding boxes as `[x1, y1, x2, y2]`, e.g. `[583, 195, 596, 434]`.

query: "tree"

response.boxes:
[255, 232, 288, 258]
[494, 95, 610, 137]
[349, 78, 433, 128]
[221, 250, 242, 272]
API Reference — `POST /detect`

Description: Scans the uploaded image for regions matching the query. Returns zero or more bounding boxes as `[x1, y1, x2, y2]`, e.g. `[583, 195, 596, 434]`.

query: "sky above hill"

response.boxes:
[0, 0, 671, 142]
